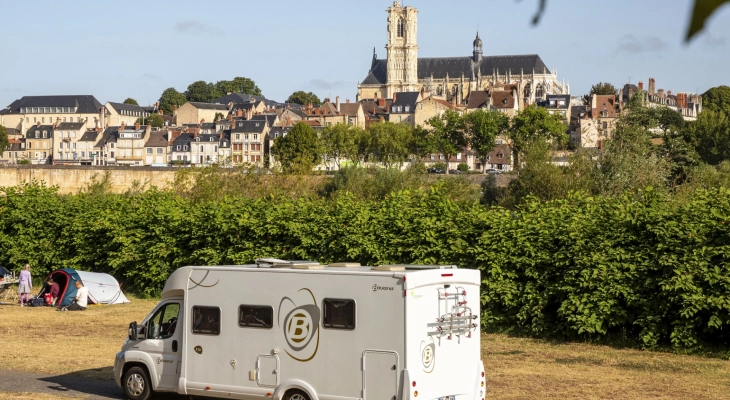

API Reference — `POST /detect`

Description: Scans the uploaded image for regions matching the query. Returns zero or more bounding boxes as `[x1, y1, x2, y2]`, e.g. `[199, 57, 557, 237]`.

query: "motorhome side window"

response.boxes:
[192, 306, 221, 335]
[322, 298, 356, 329]
[238, 305, 273, 328]
[146, 303, 180, 340]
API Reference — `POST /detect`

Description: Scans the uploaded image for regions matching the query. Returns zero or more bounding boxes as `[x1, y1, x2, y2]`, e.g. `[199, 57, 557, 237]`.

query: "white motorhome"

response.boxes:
[113, 259, 485, 400]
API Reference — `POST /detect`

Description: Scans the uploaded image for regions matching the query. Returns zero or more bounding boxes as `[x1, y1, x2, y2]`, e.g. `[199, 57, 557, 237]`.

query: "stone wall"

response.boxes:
[0, 165, 178, 193]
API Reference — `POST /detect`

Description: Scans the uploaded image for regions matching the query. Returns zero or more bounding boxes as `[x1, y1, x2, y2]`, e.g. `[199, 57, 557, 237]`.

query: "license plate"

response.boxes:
[439, 396, 455, 400]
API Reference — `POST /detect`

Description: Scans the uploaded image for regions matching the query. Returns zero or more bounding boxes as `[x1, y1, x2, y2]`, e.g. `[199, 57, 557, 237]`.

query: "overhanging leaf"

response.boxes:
[686, 0, 730, 42]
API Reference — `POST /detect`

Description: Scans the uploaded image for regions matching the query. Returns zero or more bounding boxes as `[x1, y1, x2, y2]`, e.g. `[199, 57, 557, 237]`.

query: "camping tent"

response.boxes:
[40, 268, 130, 307]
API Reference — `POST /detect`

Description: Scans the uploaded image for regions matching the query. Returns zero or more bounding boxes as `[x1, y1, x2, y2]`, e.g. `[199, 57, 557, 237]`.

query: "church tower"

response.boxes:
[386, 2, 419, 97]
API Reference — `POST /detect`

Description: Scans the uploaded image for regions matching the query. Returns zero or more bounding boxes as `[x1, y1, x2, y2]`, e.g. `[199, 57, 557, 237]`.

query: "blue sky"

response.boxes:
[0, 0, 727, 107]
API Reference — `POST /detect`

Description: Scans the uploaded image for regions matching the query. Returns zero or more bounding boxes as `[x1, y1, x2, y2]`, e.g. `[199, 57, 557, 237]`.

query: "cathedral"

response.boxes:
[357, 2, 570, 107]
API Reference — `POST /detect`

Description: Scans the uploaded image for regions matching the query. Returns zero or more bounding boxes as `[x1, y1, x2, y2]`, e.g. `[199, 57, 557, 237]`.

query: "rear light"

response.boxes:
[414, 391, 418, 397]
[441, 273, 453, 277]
[403, 276, 406, 282]
[481, 381, 484, 387]
[481, 372, 485, 377]
[412, 381, 416, 387]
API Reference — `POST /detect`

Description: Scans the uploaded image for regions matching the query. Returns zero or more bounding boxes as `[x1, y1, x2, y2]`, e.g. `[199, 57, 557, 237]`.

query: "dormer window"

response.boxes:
[209, 137, 214, 141]
[602, 110, 608, 117]
[183, 145, 188, 151]
[42, 132, 47, 138]
[196, 137, 200, 141]
[223, 142, 227, 146]
[176, 145, 181, 151]
[405, 105, 410, 112]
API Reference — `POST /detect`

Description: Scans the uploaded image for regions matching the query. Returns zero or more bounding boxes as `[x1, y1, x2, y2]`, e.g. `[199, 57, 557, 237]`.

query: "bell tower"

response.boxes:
[386, 2, 419, 97]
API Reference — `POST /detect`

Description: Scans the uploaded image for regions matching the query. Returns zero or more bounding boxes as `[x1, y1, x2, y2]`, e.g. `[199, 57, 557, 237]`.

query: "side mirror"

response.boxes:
[128, 321, 138, 341]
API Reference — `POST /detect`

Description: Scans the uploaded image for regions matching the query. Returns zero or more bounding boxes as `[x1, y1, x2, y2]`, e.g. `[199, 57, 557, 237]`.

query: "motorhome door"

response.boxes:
[362, 350, 399, 400]
[135, 301, 183, 390]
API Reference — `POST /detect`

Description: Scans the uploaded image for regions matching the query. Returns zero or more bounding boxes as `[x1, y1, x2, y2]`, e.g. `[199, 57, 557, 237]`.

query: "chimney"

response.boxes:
[638, 81, 644, 90]
[52, 121, 57, 129]
[232, 119, 237, 129]
[336, 96, 341, 113]
[237, 108, 243, 117]
[378, 98, 385, 107]
[393, 93, 397, 102]
[36, 121, 41, 127]
[346, 98, 350, 103]
[375, 92, 379, 100]
[100, 107, 106, 129]
[668, 90, 672, 96]
[158, 109, 163, 116]
[120, 121, 126, 131]
[135, 121, 140, 130]
[193, 129, 198, 140]
[648, 77, 656, 96]
[657, 89, 665, 98]
[173, 105, 178, 112]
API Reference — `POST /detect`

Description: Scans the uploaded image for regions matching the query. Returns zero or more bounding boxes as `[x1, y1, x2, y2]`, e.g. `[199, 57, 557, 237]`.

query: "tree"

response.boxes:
[425, 109, 467, 174]
[123, 98, 139, 106]
[136, 114, 164, 128]
[213, 112, 225, 122]
[321, 123, 358, 169]
[368, 122, 414, 168]
[215, 77, 262, 97]
[186, 81, 217, 103]
[582, 82, 619, 105]
[702, 85, 730, 115]
[158, 88, 187, 115]
[465, 109, 510, 173]
[684, 109, 730, 165]
[286, 91, 321, 106]
[0, 126, 9, 156]
[509, 105, 567, 168]
[271, 123, 322, 174]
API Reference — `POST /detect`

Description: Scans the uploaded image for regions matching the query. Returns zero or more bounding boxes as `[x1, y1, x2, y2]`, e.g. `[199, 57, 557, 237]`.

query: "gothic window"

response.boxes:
[397, 18, 404, 38]
[536, 84, 544, 99]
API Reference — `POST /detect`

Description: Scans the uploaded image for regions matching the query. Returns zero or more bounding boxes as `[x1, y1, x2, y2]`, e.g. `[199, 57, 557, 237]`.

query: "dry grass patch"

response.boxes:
[483, 334, 730, 399]
[0, 298, 158, 381]
[3, 300, 730, 398]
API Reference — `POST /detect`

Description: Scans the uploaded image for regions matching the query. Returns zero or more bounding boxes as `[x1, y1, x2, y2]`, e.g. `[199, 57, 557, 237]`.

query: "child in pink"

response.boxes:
[17, 264, 32, 306]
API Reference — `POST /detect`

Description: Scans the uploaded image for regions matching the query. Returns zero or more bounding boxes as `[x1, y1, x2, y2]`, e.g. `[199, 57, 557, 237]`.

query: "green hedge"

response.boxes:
[2, 182, 730, 351]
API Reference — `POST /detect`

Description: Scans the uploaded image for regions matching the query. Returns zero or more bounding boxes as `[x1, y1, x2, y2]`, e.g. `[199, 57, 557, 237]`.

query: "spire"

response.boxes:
[472, 31, 483, 63]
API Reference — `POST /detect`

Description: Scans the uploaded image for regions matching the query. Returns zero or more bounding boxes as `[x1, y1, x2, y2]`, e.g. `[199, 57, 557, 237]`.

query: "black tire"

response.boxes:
[123, 366, 152, 400]
[284, 389, 311, 400]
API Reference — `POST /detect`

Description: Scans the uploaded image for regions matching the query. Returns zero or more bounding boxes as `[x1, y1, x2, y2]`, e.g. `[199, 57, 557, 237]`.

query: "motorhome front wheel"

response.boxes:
[123, 366, 152, 400]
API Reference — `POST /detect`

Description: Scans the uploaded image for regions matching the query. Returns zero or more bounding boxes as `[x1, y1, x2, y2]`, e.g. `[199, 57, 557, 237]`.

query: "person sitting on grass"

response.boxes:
[58, 281, 88, 311]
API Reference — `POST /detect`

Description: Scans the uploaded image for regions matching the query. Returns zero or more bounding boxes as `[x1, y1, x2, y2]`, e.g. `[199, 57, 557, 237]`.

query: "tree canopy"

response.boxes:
[582, 82, 619, 105]
[321, 124, 359, 169]
[510, 105, 567, 167]
[272, 123, 322, 174]
[136, 114, 164, 128]
[186, 81, 220, 103]
[123, 98, 139, 106]
[158, 88, 187, 115]
[464, 109, 510, 173]
[286, 91, 321, 106]
[0, 126, 9, 156]
[702, 86, 730, 115]
[215, 77, 262, 97]
[425, 110, 467, 174]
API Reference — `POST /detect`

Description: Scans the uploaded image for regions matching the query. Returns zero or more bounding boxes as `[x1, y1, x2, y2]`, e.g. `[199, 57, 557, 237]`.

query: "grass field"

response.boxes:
[1, 299, 730, 399]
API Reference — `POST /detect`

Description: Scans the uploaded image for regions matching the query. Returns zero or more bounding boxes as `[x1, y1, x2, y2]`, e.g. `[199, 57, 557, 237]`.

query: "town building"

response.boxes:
[0, 95, 104, 132]
[115, 122, 151, 166]
[176, 102, 230, 126]
[24, 123, 54, 164]
[357, 2, 569, 107]
[53, 122, 87, 164]
[104, 102, 152, 127]
[570, 94, 617, 149]
[231, 120, 267, 165]
[143, 130, 170, 166]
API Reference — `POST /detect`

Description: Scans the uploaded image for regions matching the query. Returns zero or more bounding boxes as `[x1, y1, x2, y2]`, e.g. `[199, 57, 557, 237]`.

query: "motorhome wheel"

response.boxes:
[123, 366, 152, 400]
[284, 389, 311, 400]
